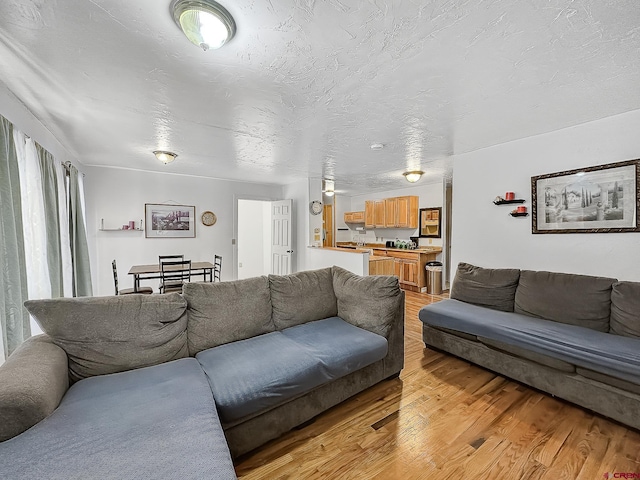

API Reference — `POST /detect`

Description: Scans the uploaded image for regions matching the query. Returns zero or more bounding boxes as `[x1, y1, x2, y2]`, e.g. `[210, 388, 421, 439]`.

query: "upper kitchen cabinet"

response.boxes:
[385, 196, 418, 229]
[344, 211, 364, 224]
[374, 201, 386, 228]
[365, 201, 375, 228]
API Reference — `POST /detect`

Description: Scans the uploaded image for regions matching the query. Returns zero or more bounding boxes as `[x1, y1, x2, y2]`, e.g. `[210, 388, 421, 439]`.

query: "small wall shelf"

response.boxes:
[493, 199, 526, 205]
[99, 218, 143, 231]
[509, 212, 529, 217]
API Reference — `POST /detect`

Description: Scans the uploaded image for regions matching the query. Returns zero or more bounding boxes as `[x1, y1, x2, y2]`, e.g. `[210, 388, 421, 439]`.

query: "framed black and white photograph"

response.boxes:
[145, 203, 196, 238]
[531, 159, 640, 234]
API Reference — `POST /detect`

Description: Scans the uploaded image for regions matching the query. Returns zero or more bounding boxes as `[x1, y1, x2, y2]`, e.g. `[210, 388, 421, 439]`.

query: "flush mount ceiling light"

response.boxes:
[403, 170, 424, 183]
[154, 150, 178, 164]
[370, 143, 385, 150]
[323, 179, 335, 197]
[171, 0, 236, 51]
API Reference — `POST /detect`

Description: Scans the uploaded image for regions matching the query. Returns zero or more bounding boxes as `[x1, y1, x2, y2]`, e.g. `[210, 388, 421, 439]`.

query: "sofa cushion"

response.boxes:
[24, 294, 189, 382]
[514, 270, 615, 332]
[280, 317, 388, 379]
[450, 262, 520, 312]
[269, 268, 337, 329]
[184, 277, 274, 355]
[610, 281, 640, 338]
[332, 266, 402, 337]
[0, 358, 237, 480]
[420, 299, 640, 386]
[196, 332, 331, 424]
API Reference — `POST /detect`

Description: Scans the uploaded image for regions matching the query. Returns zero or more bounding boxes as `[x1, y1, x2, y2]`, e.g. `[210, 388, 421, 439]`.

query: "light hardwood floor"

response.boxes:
[235, 291, 640, 479]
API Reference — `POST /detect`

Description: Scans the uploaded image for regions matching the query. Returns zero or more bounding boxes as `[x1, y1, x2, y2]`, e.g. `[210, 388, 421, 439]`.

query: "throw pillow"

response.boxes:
[450, 262, 520, 312]
[514, 270, 615, 332]
[269, 268, 338, 330]
[610, 281, 640, 338]
[184, 276, 274, 355]
[332, 265, 402, 337]
[25, 293, 189, 382]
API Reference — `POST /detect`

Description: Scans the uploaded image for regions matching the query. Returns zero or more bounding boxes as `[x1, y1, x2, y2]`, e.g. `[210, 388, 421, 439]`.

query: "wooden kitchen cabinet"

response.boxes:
[382, 196, 419, 228]
[384, 198, 397, 227]
[396, 196, 419, 228]
[374, 201, 385, 227]
[375, 248, 440, 292]
[344, 211, 364, 224]
[365, 201, 375, 228]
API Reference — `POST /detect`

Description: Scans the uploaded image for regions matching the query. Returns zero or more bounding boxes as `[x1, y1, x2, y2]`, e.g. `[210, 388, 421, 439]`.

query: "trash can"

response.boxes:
[425, 261, 443, 295]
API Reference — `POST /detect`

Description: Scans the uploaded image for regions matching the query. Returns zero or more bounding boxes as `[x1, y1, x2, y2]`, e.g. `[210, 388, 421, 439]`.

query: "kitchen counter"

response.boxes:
[335, 242, 442, 254]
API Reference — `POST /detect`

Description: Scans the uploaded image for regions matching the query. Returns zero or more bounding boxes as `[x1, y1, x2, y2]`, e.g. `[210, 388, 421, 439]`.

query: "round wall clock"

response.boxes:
[309, 200, 323, 215]
[201, 211, 217, 226]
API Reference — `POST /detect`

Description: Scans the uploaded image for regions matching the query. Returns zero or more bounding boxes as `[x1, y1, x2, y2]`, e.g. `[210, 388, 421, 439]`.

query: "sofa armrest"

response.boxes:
[0, 334, 69, 442]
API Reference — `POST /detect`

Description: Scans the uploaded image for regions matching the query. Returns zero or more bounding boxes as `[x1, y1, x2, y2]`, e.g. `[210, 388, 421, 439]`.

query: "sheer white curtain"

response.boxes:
[13, 131, 50, 335]
[55, 160, 73, 297]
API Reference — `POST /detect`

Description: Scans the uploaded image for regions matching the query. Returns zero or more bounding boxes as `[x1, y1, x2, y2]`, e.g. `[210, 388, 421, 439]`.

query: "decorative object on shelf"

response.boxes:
[153, 150, 177, 164]
[309, 200, 323, 215]
[510, 205, 529, 217]
[171, 0, 236, 51]
[532, 159, 640, 234]
[201, 210, 217, 226]
[145, 203, 196, 238]
[505, 191, 515, 200]
[403, 170, 424, 183]
[419, 207, 442, 238]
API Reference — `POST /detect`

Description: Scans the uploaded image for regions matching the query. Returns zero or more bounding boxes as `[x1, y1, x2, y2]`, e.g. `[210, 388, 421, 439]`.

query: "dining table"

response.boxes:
[128, 261, 215, 292]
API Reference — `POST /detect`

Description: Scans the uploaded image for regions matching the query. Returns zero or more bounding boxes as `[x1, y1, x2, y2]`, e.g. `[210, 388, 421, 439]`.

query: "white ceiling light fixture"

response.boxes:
[323, 179, 335, 197]
[370, 143, 385, 150]
[154, 150, 178, 164]
[403, 170, 424, 183]
[171, 0, 236, 51]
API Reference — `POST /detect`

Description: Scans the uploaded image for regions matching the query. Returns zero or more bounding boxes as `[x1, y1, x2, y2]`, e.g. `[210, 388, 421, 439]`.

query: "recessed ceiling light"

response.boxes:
[370, 143, 385, 150]
[171, 0, 236, 51]
[403, 170, 424, 183]
[154, 150, 178, 164]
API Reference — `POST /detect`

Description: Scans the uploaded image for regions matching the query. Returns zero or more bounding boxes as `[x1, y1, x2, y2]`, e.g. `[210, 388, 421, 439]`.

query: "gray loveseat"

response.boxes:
[419, 262, 640, 430]
[0, 266, 404, 479]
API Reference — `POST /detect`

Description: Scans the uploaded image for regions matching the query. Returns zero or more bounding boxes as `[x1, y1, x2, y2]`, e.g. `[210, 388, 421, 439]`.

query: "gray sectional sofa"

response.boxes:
[0, 266, 404, 479]
[419, 262, 640, 431]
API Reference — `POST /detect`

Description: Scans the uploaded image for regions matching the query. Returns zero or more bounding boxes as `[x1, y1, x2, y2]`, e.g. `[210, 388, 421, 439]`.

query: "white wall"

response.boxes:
[84, 166, 282, 295]
[452, 108, 640, 281]
[283, 178, 310, 273]
[349, 182, 445, 247]
[334, 194, 352, 243]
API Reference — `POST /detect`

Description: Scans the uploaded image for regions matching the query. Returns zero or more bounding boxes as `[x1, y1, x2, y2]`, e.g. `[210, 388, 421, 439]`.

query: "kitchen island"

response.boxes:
[310, 242, 442, 292]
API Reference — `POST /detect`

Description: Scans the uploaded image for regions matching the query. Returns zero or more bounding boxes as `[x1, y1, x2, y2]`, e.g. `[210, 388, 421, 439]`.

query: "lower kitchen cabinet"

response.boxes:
[373, 248, 439, 292]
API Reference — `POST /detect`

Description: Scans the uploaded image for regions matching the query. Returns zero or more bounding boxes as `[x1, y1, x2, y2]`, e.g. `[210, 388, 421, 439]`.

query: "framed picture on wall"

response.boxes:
[531, 159, 640, 234]
[145, 203, 196, 238]
[419, 207, 442, 238]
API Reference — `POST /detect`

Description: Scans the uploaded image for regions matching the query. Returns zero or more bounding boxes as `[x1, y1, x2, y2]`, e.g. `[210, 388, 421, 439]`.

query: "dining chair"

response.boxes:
[158, 254, 184, 266]
[213, 254, 222, 282]
[159, 259, 192, 294]
[112, 260, 153, 295]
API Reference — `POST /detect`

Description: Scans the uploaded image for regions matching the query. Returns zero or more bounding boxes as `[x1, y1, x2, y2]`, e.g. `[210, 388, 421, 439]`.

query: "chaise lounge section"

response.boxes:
[0, 266, 404, 479]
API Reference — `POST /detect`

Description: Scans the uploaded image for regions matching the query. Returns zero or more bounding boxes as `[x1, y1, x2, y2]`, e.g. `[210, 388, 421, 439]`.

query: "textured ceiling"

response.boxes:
[1, 0, 639, 195]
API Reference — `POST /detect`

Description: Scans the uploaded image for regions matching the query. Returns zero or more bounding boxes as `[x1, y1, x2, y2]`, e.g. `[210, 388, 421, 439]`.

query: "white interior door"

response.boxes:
[271, 199, 293, 275]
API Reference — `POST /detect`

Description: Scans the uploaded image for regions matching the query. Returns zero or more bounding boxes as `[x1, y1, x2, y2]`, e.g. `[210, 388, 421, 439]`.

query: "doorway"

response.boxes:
[237, 199, 272, 280]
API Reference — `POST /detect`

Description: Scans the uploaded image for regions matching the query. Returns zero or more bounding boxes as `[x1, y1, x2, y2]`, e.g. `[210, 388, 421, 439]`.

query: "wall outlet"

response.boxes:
[239, 262, 243, 268]
[429, 239, 433, 244]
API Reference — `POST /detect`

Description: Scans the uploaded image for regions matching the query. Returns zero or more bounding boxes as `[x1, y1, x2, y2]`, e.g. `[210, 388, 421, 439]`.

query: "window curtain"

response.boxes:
[0, 113, 92, 361]
[0, 116, 30, 358]
[68, 163, 92, 297]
